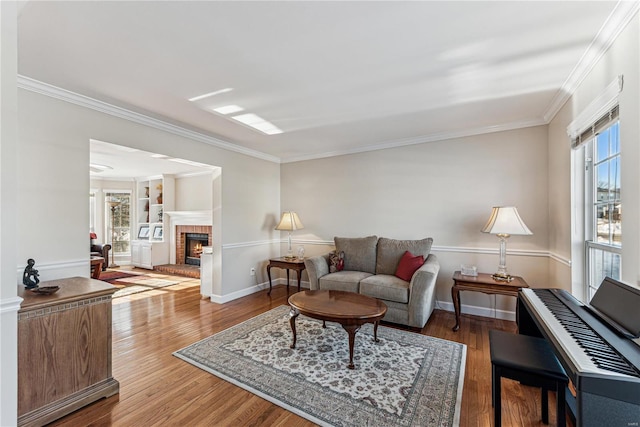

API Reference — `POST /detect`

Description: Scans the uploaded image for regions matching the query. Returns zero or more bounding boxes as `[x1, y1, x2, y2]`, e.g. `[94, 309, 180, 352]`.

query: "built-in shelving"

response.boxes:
[133, 175, 174, 268]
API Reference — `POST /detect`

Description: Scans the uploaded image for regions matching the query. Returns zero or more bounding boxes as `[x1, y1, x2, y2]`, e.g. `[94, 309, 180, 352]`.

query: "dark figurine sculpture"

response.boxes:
[23, 258, 40, 289]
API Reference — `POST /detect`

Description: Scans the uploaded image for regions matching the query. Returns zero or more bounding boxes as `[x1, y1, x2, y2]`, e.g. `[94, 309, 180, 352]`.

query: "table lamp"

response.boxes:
[481, 206, 532, 281]
[275, 211, 304, 259]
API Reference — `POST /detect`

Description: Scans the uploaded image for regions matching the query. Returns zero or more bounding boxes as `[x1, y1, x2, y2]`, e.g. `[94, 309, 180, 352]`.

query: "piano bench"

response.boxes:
[489, 330, 568, 427]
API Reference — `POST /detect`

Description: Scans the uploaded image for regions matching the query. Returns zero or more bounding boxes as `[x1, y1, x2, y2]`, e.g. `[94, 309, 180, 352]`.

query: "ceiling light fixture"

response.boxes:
[150, 154, 170, 159]
[231, 113, 283, 135]
[213, 105, 245, 115]
[188, 88, 233, 102]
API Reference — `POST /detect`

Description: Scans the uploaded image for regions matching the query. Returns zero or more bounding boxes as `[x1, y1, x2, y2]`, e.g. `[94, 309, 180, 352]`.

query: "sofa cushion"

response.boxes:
[375, 237, 433, 275]
[395, 251, 424, 281]
[360, 274, 410, 304]
[318, 271, 372, 293]
[334, 235, 378, 274]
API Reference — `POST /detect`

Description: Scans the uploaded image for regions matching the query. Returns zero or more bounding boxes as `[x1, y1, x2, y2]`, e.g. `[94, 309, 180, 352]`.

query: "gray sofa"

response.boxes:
[304, 236, 440, 328]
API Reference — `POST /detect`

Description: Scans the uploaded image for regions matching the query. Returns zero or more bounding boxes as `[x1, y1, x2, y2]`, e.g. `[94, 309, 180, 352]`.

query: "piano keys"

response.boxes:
[517, 277, 640, 427]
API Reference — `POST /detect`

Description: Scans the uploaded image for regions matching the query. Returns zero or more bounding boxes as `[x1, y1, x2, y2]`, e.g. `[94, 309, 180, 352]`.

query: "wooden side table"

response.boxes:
[451, 271, 529, 331]
[90, 256, 105, 279]
[267, 257, 306, 295]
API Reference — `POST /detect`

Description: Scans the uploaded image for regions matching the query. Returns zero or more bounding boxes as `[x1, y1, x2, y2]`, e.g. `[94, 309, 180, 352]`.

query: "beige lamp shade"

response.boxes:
[481, 206, 532, 236]
[276, 212, 304, 258]
[481, 206, 531, 281]
[275, 212, 304, 231]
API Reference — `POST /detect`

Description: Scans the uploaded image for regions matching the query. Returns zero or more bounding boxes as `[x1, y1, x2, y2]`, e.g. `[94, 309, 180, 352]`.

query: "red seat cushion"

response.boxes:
[394, 250, 424, 281]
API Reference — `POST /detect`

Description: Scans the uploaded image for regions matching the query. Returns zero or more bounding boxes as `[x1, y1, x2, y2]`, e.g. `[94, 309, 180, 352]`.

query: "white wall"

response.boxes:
[17, 89, 281, 297]
[175, 173, 213, 211]
[0, 2, 20, 424]
[547, 14, 640, 294]
[281, 125, 550, 316]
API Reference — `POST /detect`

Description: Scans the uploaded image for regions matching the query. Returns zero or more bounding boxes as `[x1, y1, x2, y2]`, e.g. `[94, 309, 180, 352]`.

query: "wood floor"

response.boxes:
[49, 275, 566, 427]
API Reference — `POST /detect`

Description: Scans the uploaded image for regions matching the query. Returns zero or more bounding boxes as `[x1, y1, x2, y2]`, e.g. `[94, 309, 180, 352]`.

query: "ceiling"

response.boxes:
[17, 1, 631, 164]
[89, 139, 217, 180]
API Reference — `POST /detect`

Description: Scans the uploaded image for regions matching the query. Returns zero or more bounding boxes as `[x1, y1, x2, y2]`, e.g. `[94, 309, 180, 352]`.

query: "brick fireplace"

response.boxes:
[176, 225, 212, 265]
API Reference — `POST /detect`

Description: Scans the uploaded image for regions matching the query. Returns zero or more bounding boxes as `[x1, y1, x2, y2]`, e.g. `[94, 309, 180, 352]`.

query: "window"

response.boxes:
[584, 109, 620, 300]
[105, 191, 131, 254]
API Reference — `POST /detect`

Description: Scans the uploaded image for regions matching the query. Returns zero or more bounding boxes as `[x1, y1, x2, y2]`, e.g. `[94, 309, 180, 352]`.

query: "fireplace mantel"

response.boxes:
[165, 210, 212, 224]
[165, 211, 213, 264]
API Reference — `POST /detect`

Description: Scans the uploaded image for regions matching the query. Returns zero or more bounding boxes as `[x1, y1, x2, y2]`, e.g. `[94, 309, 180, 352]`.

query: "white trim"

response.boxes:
[566, 75, 623, 139]
[219, 238, 573, 265]
[437, 300, 516, 322]
[0, 296, 23, 314]
[208, 278, 309, 304]
[17, 75, 280, 164]
[548, 251, 572, 267]
[545, 1, 638, 123]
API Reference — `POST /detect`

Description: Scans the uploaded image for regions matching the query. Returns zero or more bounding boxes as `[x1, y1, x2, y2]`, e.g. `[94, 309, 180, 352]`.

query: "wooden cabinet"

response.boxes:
[131, 240, 168, 270]
[17, 277, 119, 427]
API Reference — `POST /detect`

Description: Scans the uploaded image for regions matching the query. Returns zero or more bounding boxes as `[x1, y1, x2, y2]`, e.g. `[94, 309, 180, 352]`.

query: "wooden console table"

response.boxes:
[267, 257, 306, 295]
[451, 271, 528, 332]
[17, 277, 119, 427]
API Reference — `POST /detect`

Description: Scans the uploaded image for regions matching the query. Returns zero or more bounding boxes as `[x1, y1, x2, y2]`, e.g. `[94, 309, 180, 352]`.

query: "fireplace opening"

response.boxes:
[185, 233, 208, 266]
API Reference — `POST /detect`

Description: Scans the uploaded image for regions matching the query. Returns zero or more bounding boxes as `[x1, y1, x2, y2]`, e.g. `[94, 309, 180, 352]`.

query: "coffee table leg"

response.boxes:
[452, 285, 461, 332]
[342, 325, 359, 369]
[373, 321, 380, 343]
[289, 307, 299, 349]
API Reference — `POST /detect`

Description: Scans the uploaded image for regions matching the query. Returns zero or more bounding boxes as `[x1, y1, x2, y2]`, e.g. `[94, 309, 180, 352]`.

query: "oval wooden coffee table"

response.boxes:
[288, 290, 387, 369]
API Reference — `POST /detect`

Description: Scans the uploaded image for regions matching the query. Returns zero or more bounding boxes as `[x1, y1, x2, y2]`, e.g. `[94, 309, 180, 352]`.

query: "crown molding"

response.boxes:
[17, 75, 281, 164]
[543, 0, 639, 123]
[281, 118, 545, 163]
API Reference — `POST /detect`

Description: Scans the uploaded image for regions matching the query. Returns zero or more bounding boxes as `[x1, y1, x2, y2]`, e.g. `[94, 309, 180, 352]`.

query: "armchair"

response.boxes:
[90, 243, 111, 271]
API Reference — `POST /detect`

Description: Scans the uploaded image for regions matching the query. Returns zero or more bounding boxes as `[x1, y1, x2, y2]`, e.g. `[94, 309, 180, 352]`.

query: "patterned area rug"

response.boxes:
[174, 305, 466, 427]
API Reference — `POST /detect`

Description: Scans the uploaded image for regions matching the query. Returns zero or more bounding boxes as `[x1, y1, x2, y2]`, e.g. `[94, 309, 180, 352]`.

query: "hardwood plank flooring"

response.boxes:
[49, 274, 567, 426]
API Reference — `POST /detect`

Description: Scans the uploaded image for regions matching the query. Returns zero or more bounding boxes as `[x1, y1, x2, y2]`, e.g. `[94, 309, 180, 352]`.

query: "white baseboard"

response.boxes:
[436, 300, 516, 322]
[207, 280, 515, 322]
[208, 278, 309, 304]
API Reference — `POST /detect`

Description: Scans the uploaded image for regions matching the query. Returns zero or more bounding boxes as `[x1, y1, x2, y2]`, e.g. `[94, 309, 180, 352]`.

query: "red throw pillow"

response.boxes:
[395, 251, 424, 281]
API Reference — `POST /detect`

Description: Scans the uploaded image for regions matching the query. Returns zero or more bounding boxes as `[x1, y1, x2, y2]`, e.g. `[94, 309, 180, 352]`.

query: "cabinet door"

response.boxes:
[141, 245, 152, 268]
[131, 242, 141, 266]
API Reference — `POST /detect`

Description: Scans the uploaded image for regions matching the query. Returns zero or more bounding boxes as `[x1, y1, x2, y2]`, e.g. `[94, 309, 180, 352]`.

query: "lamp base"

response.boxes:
[491, 272, 513, 282]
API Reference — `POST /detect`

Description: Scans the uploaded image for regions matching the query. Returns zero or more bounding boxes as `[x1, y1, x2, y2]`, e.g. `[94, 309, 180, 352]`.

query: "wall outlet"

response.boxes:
[250, 268, 256, 276]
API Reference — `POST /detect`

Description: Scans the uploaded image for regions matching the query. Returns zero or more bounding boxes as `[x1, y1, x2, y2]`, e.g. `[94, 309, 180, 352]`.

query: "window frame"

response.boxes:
[104, 190, 132, 255]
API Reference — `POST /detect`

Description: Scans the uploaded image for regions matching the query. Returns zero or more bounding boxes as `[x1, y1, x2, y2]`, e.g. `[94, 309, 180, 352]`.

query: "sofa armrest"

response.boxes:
[304, 254, 330, 290]
[407, 253, 440, 328]
[91, 244, 112, 271]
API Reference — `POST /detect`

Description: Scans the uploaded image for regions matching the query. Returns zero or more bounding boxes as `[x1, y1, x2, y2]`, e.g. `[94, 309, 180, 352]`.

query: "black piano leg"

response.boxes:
[493, 365, 501, 426]
[541, 387, 549, 424]
[557, 385, 566, 427]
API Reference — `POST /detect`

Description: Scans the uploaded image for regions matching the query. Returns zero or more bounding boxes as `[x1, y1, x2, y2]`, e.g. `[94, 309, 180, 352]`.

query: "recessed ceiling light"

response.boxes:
[231, 113, 283, 135]
[188, 88, 233, 102]
[212, 105, 245, 115]
[151, 154, 170, 159]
